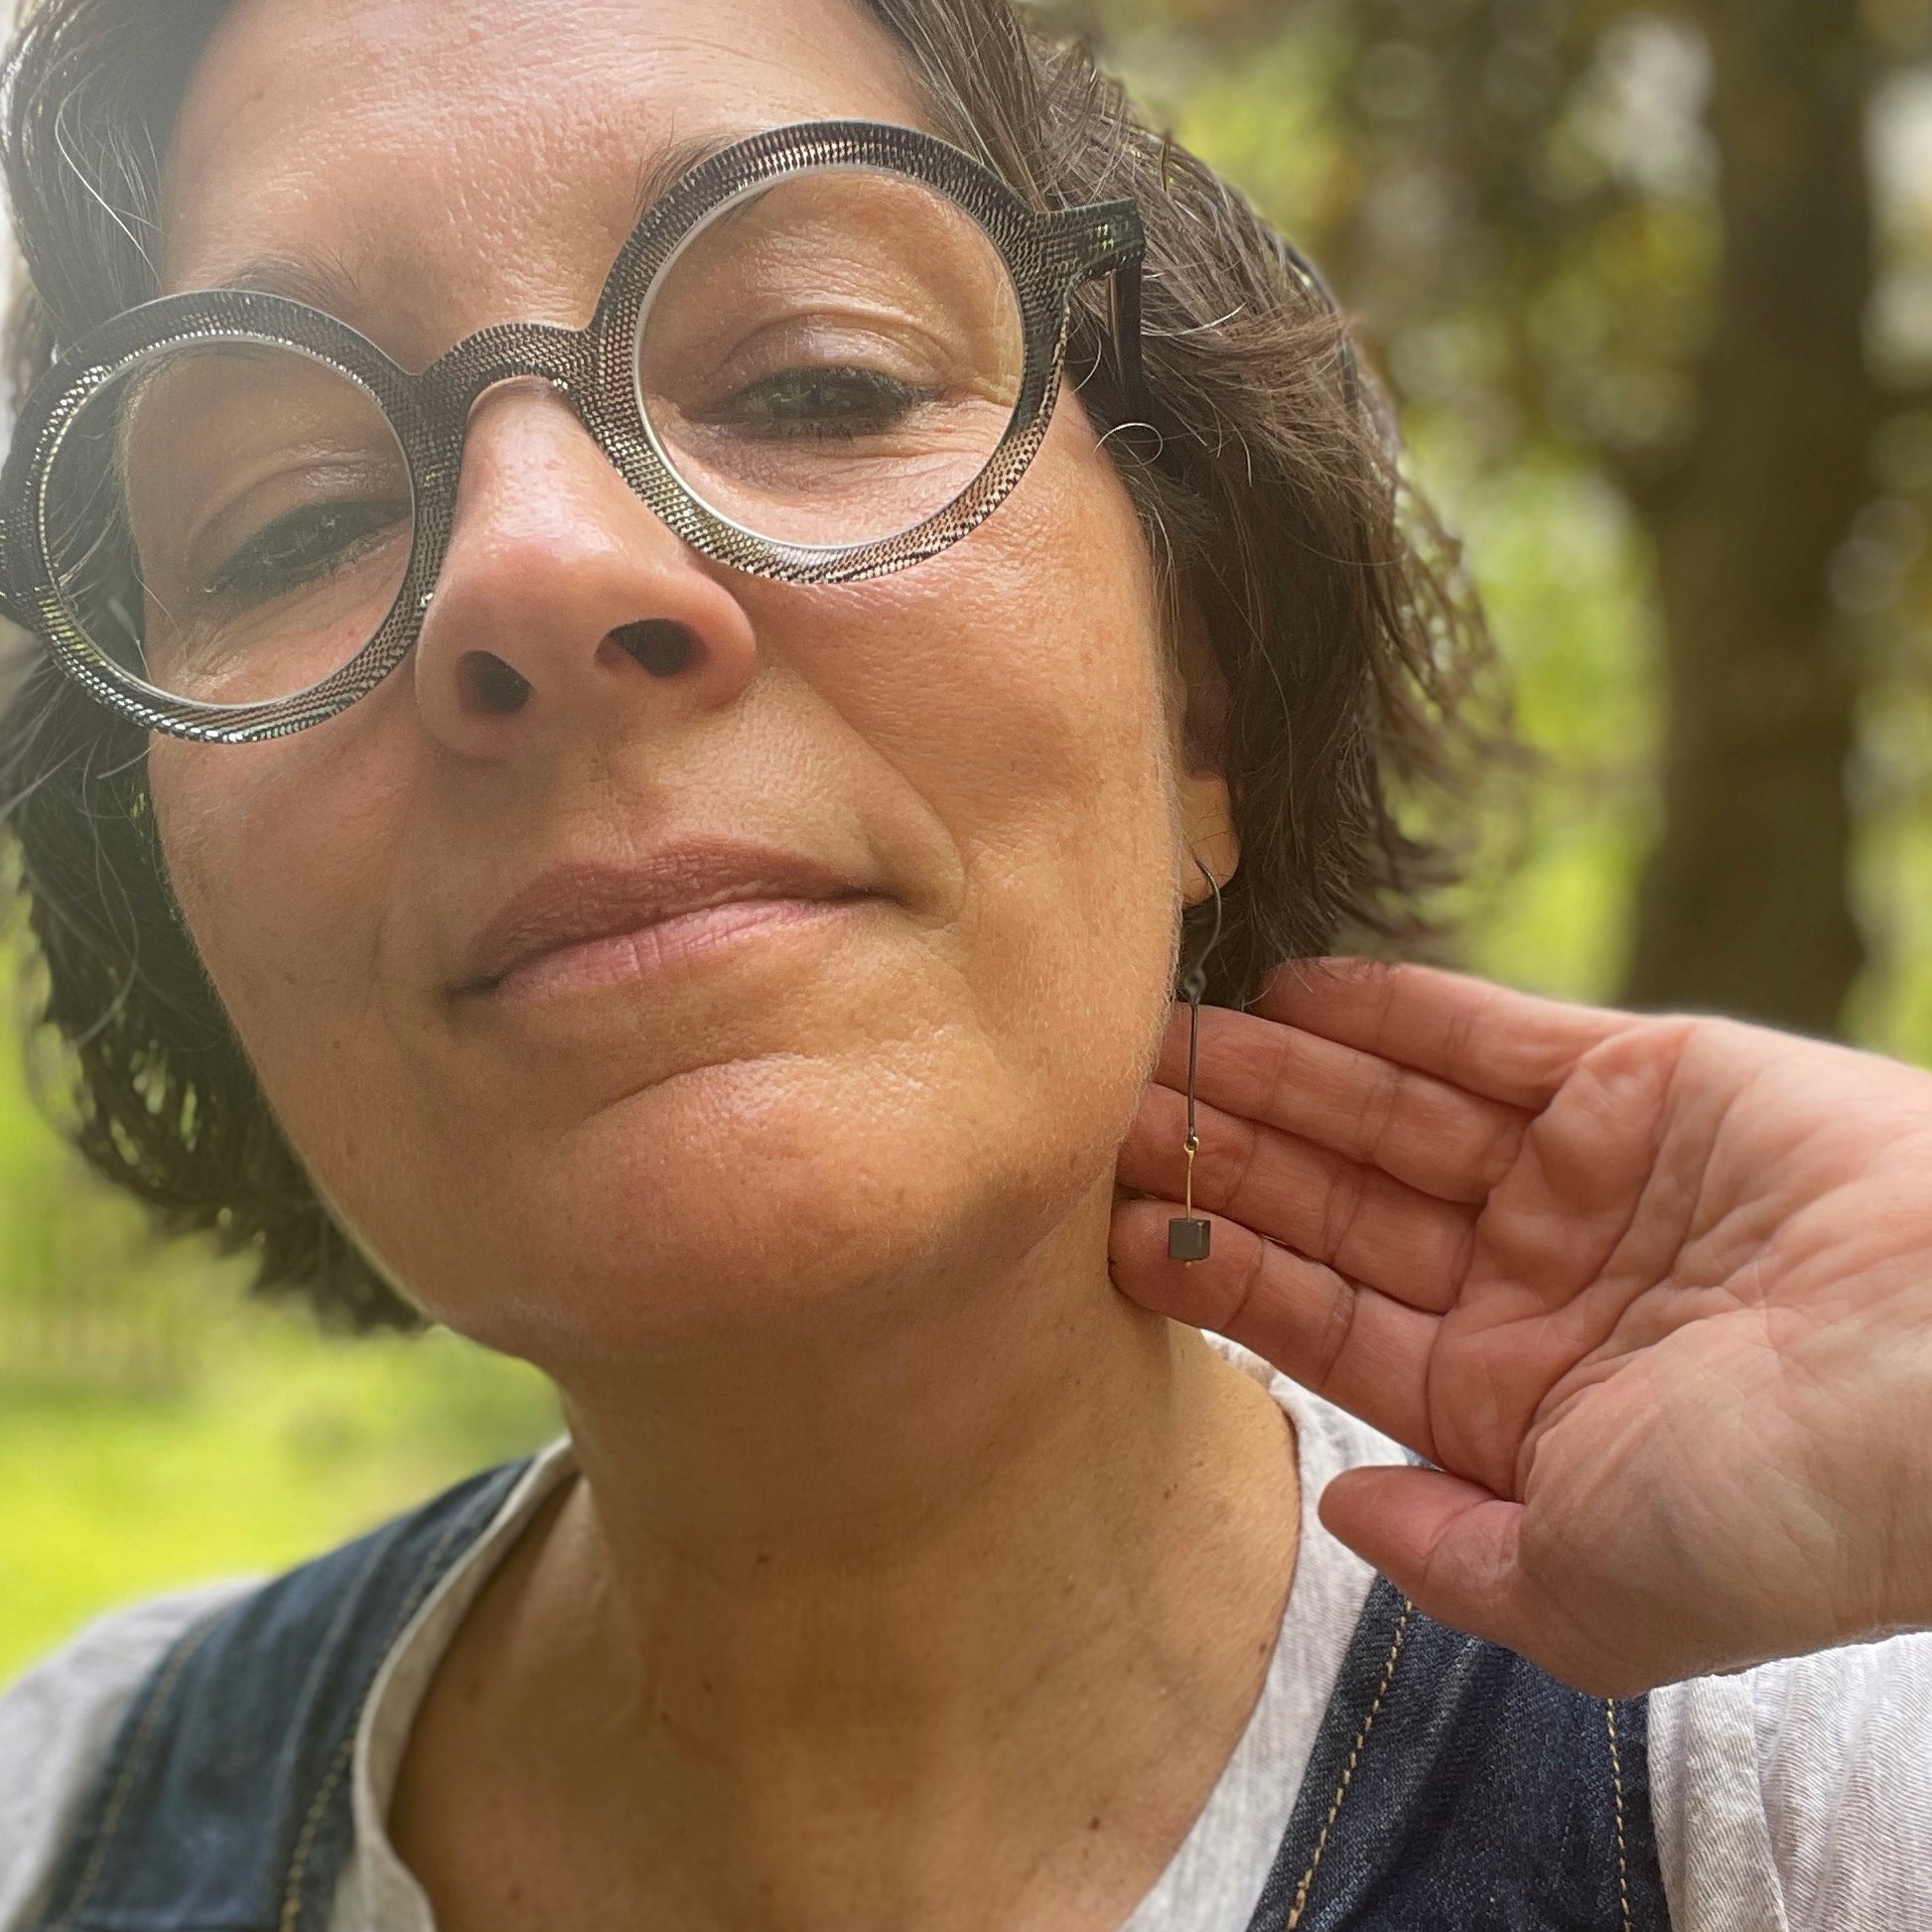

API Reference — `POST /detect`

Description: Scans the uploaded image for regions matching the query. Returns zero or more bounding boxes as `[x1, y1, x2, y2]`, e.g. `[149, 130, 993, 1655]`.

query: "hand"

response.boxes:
[1110, 960, 1932, 1697]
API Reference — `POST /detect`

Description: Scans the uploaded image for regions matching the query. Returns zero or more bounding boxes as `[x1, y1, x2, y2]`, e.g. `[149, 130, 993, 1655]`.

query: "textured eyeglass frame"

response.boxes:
[0, 120, 1148, 745]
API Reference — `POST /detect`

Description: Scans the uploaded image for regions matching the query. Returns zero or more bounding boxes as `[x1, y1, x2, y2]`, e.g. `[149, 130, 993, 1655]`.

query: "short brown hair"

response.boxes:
[0, 0, 1499, 1329]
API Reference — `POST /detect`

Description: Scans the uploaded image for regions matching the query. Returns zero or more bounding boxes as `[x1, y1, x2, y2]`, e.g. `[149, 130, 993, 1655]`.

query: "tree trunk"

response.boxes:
[1622, 0, 1878, 1033]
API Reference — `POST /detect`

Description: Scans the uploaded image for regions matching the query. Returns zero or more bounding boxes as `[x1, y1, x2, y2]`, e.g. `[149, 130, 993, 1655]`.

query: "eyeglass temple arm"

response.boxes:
[1107, 258, 1152, 425]
[1059, 201, 1363, 435]
[1050, 199, 1152, 428]
[0, 517, 30, 639]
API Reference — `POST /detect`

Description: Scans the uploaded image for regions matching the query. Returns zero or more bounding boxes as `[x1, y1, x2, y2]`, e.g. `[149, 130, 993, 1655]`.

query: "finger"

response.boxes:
[1120, 1082, 1474, 1311]
[1108, 1196, 1440, 1459]
[1317, 1466, 1646, 1698]
[1150, 1002, 1526, 1204]
[1254, 960, 1632, 1112]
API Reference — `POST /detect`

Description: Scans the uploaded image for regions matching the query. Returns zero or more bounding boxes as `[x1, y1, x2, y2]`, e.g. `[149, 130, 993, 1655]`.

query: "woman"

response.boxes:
[0, 0, 1928, 1927]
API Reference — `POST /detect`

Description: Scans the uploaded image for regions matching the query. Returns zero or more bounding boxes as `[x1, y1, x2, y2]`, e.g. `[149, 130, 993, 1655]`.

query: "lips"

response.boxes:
[455, 843, 870, 997]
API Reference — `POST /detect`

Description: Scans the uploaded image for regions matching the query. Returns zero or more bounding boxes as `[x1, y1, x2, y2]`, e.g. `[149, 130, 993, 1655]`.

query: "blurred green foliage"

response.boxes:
[9, 0, 1932, 1681]
[1070, 0, 1932, 1049]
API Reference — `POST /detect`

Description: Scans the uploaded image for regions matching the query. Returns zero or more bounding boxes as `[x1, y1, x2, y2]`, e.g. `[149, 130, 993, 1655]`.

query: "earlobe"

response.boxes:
[1178, 768, 1239, 904]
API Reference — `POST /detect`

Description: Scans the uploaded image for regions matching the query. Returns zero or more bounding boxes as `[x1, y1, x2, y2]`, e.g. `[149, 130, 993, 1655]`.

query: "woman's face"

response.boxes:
[151, 0, 1233, 1361]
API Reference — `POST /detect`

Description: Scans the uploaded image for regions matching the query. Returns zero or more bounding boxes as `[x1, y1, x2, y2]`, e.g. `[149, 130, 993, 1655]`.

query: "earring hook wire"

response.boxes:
[1177, 860, 1223, 1232]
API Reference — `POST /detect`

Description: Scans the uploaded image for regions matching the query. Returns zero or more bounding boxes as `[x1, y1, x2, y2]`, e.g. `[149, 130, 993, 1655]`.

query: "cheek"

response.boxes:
[756, 420, 1183, 1085]
[150, 728, 415, 1146]
[864, 422, 1174, 892]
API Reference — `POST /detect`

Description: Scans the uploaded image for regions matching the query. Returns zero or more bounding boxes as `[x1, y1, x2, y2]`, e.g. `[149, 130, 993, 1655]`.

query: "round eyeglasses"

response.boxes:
[0, 121, 1147, 744]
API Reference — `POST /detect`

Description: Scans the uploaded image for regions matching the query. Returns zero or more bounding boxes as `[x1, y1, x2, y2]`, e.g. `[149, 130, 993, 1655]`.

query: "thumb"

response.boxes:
[1317, 1465, 1644, 1699]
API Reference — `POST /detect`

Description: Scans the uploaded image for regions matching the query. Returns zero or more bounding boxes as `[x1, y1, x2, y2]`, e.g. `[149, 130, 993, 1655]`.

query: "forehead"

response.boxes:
[161, 0, 931, 352]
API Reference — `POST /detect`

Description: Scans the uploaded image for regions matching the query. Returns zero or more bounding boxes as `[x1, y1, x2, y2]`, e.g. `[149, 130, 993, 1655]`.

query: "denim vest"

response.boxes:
[27, 1462, 1672, 1932]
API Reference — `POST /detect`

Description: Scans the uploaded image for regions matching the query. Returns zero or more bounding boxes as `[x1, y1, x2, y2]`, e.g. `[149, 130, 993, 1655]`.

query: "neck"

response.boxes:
[399, 1182, 1301, 1932]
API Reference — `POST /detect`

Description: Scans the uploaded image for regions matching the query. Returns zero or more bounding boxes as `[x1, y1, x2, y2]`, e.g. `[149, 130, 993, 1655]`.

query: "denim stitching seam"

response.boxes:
[1284, 1595, 1413, 1930]
[1605, 1699, 1633, 1932]
[276, 1730, 357, 1932]
[277, 1497, 507, 1931]
[46, 1608, 229, 1931]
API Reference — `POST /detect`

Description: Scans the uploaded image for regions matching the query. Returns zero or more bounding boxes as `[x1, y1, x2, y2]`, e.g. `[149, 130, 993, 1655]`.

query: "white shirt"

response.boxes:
[3, 1346, 1930, 1930]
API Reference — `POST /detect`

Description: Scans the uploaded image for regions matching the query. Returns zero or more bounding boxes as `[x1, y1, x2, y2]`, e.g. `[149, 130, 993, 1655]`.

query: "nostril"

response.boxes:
[606, 619, 697, 679]
[458, 651, 533, 715]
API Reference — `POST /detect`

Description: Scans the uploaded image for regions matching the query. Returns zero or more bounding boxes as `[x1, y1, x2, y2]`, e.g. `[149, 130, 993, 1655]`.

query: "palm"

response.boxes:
[1110, 963, 1932, 1695]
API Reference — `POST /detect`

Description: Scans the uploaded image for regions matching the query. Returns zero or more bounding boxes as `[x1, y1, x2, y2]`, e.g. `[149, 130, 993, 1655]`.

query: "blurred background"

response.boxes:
[7, 0, 1932, 1677]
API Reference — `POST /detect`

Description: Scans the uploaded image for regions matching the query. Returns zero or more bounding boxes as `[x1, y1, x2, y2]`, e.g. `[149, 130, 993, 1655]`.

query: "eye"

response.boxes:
[203, 496, 410, 606]
[700, 366, 932, 441]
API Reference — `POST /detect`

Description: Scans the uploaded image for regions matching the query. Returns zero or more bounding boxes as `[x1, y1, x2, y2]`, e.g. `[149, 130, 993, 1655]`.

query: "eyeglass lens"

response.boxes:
[634, 168, 1026, 550]
[43, 340, 413, 708]
[39, 165, 1030, 711]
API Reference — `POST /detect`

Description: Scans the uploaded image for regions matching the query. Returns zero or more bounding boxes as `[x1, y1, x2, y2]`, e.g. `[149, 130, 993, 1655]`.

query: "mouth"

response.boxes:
[454, 844, 876, 1003]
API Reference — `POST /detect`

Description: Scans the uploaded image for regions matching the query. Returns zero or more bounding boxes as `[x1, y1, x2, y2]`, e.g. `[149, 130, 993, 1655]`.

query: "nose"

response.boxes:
[411, 382, 759, 757]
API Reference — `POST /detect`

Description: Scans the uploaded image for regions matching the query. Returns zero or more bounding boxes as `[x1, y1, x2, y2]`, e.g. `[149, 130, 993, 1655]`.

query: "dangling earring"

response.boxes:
[1169, 862, 1223, 1265]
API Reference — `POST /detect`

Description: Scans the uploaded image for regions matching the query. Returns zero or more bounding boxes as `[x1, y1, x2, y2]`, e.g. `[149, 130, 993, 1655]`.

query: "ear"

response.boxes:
[1178, 769, 1238, 904]
[1169, 576, 1239, 904]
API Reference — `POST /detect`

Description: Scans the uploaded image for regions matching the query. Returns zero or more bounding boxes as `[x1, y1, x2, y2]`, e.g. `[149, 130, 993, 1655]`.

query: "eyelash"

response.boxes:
[202, 496, 409, 606]
[697, 365, 932, 440]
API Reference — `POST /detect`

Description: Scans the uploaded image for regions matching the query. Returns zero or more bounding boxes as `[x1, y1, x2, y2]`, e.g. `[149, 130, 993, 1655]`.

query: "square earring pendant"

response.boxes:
[1168, 1217, 1212, 1264]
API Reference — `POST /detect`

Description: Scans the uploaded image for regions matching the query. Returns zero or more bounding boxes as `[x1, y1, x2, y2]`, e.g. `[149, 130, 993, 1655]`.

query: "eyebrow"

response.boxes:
[215, 244, 371, 312]
[212, 131, 743, 316]
[626, 132, 742, 230]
